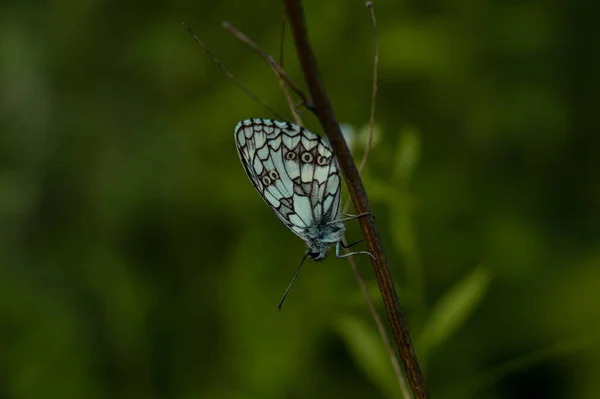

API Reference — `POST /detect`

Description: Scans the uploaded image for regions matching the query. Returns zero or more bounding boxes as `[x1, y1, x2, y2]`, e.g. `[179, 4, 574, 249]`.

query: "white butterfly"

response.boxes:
[235, 118, 373, 308]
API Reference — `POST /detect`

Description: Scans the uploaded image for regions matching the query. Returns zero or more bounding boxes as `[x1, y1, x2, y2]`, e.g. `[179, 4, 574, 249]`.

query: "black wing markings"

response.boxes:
[235, 119, 342, 238]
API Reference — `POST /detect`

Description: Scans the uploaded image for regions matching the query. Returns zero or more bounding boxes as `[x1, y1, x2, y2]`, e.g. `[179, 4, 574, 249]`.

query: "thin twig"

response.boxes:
[358, 2, 379, 175]
[339, 5, 409, 397]
[283, 1, 429, 398]
[182, 22, 284, 120]
[345, 255, 411, 398]
[275, 11, 303, 125]
[222, 21, 302, 125]
[222, 21, 315, 114]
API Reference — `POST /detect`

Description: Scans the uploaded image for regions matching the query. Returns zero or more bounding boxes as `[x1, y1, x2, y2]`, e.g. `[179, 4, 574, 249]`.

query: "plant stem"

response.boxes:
[282, 1, 429, 397]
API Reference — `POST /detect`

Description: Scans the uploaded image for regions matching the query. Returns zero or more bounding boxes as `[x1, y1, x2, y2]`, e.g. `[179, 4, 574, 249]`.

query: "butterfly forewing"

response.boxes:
[235, 119, 341, 240]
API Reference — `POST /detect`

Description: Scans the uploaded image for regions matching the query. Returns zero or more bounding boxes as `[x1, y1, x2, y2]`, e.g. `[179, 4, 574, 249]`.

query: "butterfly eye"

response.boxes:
[301, 152, 313, 163]
[262, 176, 272, 186]
[285, 151, 296, 160]
[269, 170, 279, 180]
[317, 156, 329, 166]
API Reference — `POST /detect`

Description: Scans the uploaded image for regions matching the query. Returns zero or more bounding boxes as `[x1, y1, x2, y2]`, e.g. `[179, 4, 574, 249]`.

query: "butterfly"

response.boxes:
[235, 118, 373, 308]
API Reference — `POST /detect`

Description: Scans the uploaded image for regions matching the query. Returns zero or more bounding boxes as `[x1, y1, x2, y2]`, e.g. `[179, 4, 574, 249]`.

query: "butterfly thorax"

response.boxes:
[305, 219, 345, 261]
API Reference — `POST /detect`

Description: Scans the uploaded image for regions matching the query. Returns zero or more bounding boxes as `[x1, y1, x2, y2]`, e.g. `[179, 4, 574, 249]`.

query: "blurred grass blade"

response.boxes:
[418, 266, 492, 357]
[394, 125, 421, 183]
[335, 315, 406, 399]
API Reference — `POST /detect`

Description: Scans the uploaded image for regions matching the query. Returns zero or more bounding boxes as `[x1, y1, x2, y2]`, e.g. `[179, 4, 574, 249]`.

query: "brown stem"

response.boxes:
[283, 1, 429, 398]
[343, 254, 411, 398]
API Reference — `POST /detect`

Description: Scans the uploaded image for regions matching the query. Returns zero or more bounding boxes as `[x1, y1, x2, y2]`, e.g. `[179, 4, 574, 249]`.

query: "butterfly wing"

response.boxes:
[235, 118, 342, 240]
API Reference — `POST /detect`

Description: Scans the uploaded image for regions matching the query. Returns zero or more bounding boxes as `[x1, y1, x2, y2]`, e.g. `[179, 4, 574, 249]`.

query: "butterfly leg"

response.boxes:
[336, 241, 375, 260]
[333, 212, 374, 224]
[339, 238, 365, 248]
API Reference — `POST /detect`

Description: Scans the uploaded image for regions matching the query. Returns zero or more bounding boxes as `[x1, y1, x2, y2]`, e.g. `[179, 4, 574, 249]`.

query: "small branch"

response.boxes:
[283, 1, 429, 398]
[358, 2, 379, 175]
[223, 21, 315, 114]
[222, 21, 301, 125]
[182, 22, 284, 120]
[274, 13, 303, 125]
[344, 254, 411, 398]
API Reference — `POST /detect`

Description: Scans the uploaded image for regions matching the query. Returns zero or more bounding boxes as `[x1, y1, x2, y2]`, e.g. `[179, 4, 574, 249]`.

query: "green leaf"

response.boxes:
[417, 266, 492, 357]
[335, 315, 404, 399]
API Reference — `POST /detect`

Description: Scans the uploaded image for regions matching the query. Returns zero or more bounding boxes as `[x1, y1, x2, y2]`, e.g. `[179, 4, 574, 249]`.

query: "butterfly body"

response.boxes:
[303, 219, 345, 261]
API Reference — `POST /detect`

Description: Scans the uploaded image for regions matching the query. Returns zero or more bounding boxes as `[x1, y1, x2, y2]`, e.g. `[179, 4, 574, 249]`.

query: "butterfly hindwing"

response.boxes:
[235, 118, 341, 239]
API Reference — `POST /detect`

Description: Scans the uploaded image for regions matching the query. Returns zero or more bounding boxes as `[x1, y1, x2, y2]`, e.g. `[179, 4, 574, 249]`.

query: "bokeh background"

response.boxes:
[2, 0, 599, 398]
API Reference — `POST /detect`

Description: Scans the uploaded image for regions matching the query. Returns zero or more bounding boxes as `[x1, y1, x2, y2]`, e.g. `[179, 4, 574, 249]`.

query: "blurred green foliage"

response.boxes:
[1, 0, 599, 398]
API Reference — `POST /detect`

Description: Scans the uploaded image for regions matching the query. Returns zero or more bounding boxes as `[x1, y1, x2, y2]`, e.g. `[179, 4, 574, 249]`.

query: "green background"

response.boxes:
[2, 0, 598, 398]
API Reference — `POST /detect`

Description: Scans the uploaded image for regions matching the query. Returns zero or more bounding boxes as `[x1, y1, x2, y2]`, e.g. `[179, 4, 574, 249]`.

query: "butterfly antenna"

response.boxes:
[278, 252, 309, 310]
[182, 22, 284, 120]
[358, 2, 379, 175]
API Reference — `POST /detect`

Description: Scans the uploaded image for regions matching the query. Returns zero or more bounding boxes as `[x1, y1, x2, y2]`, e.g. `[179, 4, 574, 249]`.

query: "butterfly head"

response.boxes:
[305, 247, 325, 261]
[306, 245, 329, 261]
